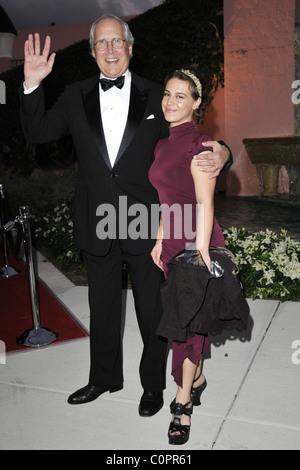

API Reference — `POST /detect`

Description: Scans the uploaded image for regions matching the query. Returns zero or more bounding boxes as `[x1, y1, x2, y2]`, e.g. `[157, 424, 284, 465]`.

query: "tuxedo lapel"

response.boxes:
[81, 78, 111, 169]
[81, 74, 150, 169]
[114, 80, 150, 166]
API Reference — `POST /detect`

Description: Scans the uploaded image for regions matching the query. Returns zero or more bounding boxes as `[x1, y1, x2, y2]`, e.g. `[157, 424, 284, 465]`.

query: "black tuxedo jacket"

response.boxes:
[20, 72, 169, 256]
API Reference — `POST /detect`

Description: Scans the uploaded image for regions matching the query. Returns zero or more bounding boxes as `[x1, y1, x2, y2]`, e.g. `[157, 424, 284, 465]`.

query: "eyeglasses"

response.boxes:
[94, 38, 126, 51]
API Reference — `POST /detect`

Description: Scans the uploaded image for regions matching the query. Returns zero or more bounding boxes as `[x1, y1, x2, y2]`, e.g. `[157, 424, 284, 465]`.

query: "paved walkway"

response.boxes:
[1, 246, 300, 451]
[215, 195, 300, 240]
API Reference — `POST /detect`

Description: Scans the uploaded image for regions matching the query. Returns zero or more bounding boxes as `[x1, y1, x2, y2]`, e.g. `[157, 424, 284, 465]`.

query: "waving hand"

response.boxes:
[24, 33, 56, 89]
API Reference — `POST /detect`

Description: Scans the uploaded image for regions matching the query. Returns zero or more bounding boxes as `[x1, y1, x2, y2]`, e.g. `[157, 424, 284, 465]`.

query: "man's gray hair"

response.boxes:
[89, 14, 135, 53]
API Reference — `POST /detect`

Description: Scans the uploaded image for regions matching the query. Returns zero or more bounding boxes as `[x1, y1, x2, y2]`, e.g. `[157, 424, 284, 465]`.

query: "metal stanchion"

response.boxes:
[16, 206, 58, 348]
[0, 184, 19, 277]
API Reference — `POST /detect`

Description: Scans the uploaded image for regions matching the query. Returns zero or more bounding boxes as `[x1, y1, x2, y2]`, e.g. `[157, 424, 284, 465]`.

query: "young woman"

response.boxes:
[149, 69, 226, 445]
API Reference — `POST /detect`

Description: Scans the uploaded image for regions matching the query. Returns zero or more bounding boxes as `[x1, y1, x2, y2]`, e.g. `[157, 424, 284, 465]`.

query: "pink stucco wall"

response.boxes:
[224, 0, 295, 196]
[12, 21, 93, 61]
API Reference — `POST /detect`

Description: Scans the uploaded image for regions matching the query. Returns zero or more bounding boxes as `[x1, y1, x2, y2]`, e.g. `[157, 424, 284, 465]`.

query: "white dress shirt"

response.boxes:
[23, 83, 39, 94]
[24, 69, 131, 168]
[99, 69, 131, 167]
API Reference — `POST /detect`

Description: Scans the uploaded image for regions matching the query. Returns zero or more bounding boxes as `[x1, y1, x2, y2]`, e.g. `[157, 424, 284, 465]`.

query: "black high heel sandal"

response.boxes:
[168, 399, 193, 445]
[191, 375, 207, 406]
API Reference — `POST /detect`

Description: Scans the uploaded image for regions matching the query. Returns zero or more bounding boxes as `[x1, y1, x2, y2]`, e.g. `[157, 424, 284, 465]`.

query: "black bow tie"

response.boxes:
[100, 75, 125, 91]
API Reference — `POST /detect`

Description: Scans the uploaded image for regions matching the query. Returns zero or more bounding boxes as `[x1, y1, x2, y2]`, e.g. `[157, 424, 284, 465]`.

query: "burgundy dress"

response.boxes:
[149, 121, 226, 386]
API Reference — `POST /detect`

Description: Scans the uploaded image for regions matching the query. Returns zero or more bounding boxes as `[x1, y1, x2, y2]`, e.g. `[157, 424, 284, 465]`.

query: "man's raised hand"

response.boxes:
[24, 33, 56, 89]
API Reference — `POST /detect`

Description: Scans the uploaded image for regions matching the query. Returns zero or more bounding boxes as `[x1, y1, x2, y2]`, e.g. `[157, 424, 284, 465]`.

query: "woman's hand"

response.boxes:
[151, 240, 164, 271]
[199, 249, 212, 273]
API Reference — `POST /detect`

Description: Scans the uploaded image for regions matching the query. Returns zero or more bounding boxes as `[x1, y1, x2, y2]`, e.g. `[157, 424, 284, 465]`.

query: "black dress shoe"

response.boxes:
[138, 390, 164, 417]
[67, 383, 122, 405]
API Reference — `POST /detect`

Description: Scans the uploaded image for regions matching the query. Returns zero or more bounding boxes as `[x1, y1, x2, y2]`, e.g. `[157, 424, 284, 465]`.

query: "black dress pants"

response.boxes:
[82, 240, 167, 391]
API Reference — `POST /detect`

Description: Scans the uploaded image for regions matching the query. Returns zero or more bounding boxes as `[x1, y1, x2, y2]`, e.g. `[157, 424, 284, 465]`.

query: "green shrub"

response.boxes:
[224, 227, 300, 302]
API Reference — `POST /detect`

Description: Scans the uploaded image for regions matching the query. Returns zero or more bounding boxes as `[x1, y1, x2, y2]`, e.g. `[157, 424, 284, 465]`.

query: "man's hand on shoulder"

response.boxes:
[193, 141, 231, 179]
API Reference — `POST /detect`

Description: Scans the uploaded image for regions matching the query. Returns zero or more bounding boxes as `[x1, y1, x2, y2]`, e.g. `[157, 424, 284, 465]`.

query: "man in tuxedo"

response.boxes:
[20, 14, 231, 416]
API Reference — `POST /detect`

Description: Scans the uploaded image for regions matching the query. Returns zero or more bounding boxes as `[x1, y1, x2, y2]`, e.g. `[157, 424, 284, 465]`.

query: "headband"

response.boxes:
[178, 69, 202, 98]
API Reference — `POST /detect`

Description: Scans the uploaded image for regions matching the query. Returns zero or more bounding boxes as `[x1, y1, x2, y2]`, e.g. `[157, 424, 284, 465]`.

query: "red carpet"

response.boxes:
[0, 252, 88, 353]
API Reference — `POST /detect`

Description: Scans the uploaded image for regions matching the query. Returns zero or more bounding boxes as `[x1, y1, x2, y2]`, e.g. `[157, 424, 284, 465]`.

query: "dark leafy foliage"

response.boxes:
[129, 0, 224, 87]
